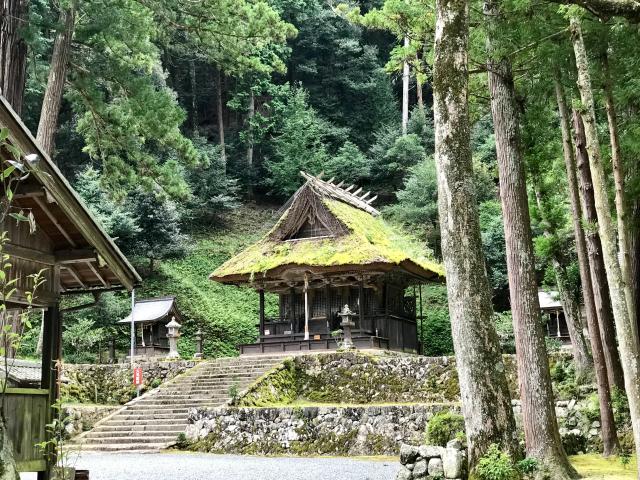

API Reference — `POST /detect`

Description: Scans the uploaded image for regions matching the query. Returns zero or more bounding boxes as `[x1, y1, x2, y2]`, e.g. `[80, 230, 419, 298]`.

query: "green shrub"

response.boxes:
[419, 284, 454, 356]
[493, 311, 515, 354]
[426, 411, 465, 447]
[473, 444, 520, 480]
[611, 387, 631, 426]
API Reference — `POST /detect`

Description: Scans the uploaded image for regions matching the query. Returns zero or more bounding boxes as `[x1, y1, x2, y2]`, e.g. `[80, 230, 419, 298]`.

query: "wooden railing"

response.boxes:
[5, 387, 49, 472]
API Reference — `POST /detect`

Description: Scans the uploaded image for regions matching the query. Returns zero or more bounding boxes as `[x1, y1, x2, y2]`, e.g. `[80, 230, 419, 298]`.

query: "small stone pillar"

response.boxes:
[337, 304, 356, 349]
[194, 328, 203, 359]
[165, 317, 182, 359]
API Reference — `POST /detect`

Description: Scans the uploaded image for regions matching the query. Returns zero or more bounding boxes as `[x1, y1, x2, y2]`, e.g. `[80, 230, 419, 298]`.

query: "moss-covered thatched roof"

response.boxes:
[210, 177, 444, 284]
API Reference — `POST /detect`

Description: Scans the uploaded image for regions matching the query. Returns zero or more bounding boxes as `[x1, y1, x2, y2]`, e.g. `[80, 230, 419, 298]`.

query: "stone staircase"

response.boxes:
[73, 355, 285, 452]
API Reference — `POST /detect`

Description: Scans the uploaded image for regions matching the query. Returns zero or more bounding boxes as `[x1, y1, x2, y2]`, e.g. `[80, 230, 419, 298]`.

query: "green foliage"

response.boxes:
[63, 318, 107, 364]
[426, 411, 465, 447]
[611, 387, 631, 426]
[550, 357, 578, 400]
[418, 284, 453, 356]
[479, 201, 508, 299]
[473, 444, 521, 480]
[494, 311, 515, 354]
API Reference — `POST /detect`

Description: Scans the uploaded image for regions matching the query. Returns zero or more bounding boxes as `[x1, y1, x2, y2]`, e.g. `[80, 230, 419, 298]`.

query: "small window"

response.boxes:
[290, 218, 331, 239]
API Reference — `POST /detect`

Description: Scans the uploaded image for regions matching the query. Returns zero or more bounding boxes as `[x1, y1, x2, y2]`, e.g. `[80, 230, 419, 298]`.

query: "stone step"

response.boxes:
[135, 396, 226, 403]
[77, 443, 172, 452]
[78, 435, 178, 445]
[95, 424, 185, 433]
[101, 418, 187, 427]
[114, 412, 190, 420]
[85, 429, 183, 439]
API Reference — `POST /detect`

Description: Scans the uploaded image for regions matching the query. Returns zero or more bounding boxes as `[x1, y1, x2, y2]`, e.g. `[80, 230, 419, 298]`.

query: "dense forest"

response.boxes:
[3, 0, 640, 476]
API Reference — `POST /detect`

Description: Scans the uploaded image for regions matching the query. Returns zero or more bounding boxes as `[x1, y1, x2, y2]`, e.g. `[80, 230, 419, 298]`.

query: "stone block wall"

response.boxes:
[61, 359, 199, 405]
[396, 442, 466, 480]
[185, 404, 459, 456]
[62, 405, 120, 437]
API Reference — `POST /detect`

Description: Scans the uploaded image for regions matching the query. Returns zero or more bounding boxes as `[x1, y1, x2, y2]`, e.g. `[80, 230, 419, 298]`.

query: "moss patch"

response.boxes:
[570, 454, 636, 479]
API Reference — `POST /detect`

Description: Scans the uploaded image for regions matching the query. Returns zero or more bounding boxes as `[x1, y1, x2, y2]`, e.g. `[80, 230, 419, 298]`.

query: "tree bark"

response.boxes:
[571, 18, 640, 475]
[36, 6, 75, 157]
[247, 90, 255, 199]
[554, 74, 618, 456]
[0, 0, 28, 115]
[402, 36, 410, 135]
[216, 69, 227, 174]
[632, 187, 640, 340]
[485, 3, 574, 477]
[433, 0, 519, 469]
[416, 76, 424, 113]
[573, 108, 626, 393]
[601, 51, 637, 341]
[0, 418, 18, 480]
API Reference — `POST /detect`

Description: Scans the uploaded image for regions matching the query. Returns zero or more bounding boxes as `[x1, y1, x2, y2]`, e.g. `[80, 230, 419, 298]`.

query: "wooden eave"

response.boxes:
[0, 96, 141, 294]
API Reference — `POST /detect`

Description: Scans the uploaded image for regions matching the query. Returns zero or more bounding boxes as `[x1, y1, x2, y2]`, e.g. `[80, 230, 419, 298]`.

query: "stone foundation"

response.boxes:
[186, 404, 459, 456]
[61, 359, 200, 405]
[396, 441, 466, 480]
[62, 404, 120, 437]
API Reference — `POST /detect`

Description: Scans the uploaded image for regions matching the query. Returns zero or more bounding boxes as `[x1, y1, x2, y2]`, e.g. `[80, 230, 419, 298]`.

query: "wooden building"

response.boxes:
[0, 95, 141, 476]
[211, 172, 444, 355]
[539, 290, 571, 343]
[118, 297, 183, 357]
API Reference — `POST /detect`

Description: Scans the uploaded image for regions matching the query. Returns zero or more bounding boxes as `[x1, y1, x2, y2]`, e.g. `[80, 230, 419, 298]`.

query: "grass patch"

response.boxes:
[571, 454, 636, 479]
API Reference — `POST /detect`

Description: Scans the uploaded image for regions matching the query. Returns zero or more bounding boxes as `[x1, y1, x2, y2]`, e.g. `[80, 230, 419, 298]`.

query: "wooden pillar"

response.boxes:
[358, 279, 365, 331]
[259, 289, 265, 337]
[289, 286, 295, 333]
[418, 283, 424, 355]
[38, 302, 61, 480]
[325, 283, 331, 333]
[303, 274, 310, 341]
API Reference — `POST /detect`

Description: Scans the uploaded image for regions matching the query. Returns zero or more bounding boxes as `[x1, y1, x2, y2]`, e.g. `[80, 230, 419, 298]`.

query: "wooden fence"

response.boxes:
[5, 387, 49, 472]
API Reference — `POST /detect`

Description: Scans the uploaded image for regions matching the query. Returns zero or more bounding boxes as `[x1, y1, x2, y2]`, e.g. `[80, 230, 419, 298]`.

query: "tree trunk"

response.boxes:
[571, 18, 640, 475]
[416, 76, 424, 113]
[36, 6, 75, 157]
[573, 108, 626, 393]
[0, 417, 18, 480]
[247, 90, 255, 199]
[190, 59, 198, 132]
[485, 3, 574, 477]
[0, 0, 28, 115]
[632, 191, 640, 339]
[36, 309, 44, 355]
[602, 51, 637, 341]
[432, 0, 519, 469]
[216, 69, 227, 174]
[554, 75, 618, 455]
[402, 36, 409, 135]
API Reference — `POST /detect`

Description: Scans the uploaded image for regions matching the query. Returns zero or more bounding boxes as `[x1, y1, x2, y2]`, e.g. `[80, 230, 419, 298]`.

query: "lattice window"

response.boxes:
[290, 218, 331, 239]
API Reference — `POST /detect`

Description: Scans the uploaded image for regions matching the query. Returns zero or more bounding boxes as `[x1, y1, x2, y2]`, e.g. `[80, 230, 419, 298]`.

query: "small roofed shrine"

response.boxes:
[210, 172, 444, 355]
[119, 297, 183, 357]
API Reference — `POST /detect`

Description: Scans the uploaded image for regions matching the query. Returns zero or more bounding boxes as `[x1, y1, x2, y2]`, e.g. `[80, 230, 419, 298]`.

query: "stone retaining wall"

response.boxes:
[397, 442, 467, 480]
[61, 359, 200, 405]
[186, 404, 459, 456]
[62, 404, 120, 437]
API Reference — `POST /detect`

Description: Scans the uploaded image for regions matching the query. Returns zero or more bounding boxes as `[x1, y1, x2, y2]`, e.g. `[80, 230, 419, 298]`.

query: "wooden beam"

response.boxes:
[54, 249, 96, 264]
[12, 184, 45, 199]
[345, 185, 355, 192]
[366, 195, 378, 204]
[360, 191, 371, 201]
[353, 187, 363, 196]
[63, 265, 86, 289]
[32, 196, 77, 247]
[4, 243, 55, 264]
[85, 261, 109, 287]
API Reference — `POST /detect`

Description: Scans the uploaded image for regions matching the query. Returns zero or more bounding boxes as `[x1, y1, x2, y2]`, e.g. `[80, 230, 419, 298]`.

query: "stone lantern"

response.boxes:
[194, 328, 203, 359]
[165, 316, 182, 359]
[337, 304, 356, 349]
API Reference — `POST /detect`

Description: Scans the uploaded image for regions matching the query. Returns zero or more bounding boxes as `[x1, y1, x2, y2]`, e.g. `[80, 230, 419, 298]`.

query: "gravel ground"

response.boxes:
[20, 452, 399, 480]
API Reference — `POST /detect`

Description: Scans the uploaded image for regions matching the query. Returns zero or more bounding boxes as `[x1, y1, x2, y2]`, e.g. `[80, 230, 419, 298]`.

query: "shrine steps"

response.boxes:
[72, 355, 284, 452]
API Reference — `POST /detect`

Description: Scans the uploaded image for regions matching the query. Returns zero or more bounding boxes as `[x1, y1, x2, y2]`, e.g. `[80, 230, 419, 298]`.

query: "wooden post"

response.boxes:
[325, 283, 331, 333]
[358, 279, 365, 331]
[289, 286, 295, 333]
[304, 274, 310, 341]
[259, 289, 265, 337]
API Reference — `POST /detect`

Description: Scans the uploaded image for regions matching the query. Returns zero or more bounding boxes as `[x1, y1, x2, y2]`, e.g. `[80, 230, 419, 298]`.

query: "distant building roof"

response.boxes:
[119, 297, 179, 324]
[539, 290, 562, 310]
[0, 357, 41, 387]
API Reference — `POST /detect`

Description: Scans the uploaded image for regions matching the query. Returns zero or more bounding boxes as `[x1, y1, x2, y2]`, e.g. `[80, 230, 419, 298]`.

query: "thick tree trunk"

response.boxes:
[247, 90, 255, 199]
[216, 69, 227, 174]
[485, 4, 574, 477]
[573, 108, 626, 392]
[36, 7, 75, 157]
[602, 51, 637, 341]
[571, 18, 640, 476]
[190, 59, 197, 131]
[632, 194, 640, 339]
[554, 75, 618, 455]
[432, 0, 519, 469]
[402, 36, 409, 135]
[0, 418, 18, 480]
[0, 0, 28, 115]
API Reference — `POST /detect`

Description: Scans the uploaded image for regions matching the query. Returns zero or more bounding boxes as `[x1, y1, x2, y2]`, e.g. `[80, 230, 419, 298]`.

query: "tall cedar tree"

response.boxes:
[571, 17, 640, 473]
[432, 0, 519, 469]
[0, 0, 28, 114]
[484, 1, 575, 477]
